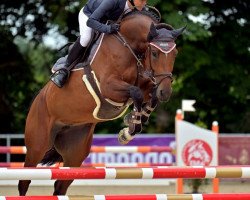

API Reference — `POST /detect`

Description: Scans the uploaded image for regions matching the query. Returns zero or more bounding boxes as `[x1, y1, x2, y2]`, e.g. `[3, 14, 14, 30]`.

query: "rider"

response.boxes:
[51, 0, 147, 88]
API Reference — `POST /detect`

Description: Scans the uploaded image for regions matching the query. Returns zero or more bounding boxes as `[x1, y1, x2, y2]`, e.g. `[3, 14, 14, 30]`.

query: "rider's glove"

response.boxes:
[109, 23, 120, 33]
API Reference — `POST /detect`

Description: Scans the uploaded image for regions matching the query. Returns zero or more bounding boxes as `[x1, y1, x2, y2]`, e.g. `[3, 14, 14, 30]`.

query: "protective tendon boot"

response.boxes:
[51, 37, 86, 88]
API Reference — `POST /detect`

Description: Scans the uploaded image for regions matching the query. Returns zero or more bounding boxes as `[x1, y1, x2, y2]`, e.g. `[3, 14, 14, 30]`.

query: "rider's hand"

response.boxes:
[109, 23, 120, 33]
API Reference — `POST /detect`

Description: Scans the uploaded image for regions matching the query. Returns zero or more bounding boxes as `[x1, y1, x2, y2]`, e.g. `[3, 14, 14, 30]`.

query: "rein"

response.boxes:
[113, 32, 153, 86]
[113, 31, 174, 88]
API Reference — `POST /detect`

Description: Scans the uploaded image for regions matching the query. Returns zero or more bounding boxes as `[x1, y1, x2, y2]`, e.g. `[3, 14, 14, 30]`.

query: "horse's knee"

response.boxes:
[129, 86, 143, 109]
[129, 86, 143, 100]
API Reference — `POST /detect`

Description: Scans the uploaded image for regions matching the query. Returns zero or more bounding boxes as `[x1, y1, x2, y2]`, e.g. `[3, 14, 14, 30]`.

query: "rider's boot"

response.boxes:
[51, 37, 86, 88]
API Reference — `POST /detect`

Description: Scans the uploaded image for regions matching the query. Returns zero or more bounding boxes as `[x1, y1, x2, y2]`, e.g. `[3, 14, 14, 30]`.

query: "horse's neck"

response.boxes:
[91, 16, 152, 83]
[91, 35, 134, 70]
[121, 17, 152, 47]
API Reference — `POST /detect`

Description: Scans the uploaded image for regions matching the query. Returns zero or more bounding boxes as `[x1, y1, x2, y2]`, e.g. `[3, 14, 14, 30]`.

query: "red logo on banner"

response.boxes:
[182, 139, 213, 166]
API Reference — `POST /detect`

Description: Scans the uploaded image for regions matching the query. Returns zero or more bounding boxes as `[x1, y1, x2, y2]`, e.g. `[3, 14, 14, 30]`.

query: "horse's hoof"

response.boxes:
[118, 127, 134, 145]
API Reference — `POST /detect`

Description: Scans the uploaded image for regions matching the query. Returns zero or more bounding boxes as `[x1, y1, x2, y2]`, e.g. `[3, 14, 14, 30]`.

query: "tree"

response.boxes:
[0, 0, 87, 42]
[152, 0, 250, 132]
[0, 27, 34, 132]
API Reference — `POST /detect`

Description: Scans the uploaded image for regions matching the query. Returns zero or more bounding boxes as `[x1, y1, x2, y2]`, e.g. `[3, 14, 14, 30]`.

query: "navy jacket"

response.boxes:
[83, 0, 127, 33]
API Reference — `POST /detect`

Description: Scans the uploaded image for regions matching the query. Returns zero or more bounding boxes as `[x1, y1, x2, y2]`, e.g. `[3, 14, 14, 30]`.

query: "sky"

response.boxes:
[43, 26, 68, 49]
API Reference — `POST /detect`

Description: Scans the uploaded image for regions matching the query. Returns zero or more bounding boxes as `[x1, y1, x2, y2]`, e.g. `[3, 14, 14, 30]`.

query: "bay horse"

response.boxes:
[18, 10, 185, 195]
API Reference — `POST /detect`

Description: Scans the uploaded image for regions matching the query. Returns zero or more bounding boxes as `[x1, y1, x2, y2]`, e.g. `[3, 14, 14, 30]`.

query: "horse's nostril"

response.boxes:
[160, 90, 164, 97]
[158, 89, 172, 101]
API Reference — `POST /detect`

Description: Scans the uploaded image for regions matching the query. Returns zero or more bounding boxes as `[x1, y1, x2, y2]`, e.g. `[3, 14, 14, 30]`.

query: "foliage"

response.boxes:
[0, 0, 87, 41]
[0, 27, 34, 132]
[0, 0, 249, 133]
[14, 37, 55, 87]
[0, 26, 56, 132]
[154, 0, 250, 133]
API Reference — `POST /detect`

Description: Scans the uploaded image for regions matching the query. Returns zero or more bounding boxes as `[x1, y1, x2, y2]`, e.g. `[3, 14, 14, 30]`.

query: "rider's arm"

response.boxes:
[86, 0, 115, 34]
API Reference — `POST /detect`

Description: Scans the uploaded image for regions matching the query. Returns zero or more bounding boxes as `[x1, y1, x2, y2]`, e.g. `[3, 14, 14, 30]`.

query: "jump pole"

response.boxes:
[1, 166, 250, 180]
[1, 194, 250, 200]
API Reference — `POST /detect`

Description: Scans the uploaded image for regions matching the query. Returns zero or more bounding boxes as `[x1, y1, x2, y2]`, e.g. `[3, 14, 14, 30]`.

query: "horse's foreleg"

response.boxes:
[141, 88, 158, 124]
[128, 86, 144, 133]
[124, 86, 158, 126]
[102, 80, 144, 144]
[119, 86, 143, 145]
[124, 99, 158, 126]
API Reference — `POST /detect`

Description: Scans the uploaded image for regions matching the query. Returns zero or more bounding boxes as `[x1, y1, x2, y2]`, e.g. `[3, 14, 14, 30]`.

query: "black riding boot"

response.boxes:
[51, 37, 86, 88]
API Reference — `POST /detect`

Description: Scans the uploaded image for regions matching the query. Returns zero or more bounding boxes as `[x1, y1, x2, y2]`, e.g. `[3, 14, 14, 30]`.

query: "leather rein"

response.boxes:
[113, 31, 173, 88]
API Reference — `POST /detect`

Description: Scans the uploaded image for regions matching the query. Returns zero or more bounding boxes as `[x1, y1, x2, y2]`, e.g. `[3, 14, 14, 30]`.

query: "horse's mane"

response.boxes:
[122, 10, 159, 23]
[122, 10, 174, 31]
[155, 23, 174, 30]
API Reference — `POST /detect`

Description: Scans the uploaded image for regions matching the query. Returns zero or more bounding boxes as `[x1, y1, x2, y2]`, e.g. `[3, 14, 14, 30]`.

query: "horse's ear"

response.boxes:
[147, 23, 158, 42]
[171, 25, 187, 39]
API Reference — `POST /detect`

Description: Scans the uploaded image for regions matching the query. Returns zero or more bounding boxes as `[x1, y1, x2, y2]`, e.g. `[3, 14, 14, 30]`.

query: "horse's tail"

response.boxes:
[40, 147, 63, 166]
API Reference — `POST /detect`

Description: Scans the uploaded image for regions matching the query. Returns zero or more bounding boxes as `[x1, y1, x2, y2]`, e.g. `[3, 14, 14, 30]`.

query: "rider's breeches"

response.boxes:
[78, 7, 92, 47]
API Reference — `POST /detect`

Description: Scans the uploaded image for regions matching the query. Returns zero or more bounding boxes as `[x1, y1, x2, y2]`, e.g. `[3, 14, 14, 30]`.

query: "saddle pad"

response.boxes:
[82, 71, 131, 120]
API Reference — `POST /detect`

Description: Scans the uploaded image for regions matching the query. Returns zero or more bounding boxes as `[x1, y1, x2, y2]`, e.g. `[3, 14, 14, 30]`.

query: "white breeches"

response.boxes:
[78, 8, 93, 47]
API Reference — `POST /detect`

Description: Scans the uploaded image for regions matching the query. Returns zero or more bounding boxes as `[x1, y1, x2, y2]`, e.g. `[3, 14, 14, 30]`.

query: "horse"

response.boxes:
[18, 10, 185, 195]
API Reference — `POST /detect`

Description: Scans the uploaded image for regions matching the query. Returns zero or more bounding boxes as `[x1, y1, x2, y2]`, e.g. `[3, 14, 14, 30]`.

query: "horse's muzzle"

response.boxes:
[157, 88, 172, 102]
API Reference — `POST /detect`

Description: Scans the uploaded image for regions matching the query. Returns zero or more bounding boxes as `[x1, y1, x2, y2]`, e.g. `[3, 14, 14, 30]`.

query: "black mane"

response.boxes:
[156, 23, 174, 31]
[122, 10, 159, 23]
[121, 10, 173, 31]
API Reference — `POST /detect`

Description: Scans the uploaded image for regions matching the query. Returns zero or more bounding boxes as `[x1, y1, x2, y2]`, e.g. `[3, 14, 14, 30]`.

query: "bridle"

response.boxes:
[114, 31, 174, 88]
[147, 45, 174, 86]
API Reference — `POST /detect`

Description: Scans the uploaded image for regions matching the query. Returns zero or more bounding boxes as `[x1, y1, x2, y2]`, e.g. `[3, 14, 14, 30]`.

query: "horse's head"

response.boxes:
[119, 11, 185, 102]
[146, 23, 186, 102]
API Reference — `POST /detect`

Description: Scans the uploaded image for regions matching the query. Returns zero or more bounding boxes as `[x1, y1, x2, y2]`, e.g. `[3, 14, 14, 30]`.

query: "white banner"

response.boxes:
[176, 120, 218, 166]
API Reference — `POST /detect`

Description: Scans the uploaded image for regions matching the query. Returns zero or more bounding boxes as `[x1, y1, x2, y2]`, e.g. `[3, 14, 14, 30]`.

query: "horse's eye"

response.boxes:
[151, 51, 158, 59]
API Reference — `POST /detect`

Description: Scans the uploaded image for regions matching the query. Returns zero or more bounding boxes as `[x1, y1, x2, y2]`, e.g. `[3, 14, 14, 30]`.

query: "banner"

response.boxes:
[84, 134, 175, 164]
[176, 120, 218, 166]
[219, 135, 250, 165]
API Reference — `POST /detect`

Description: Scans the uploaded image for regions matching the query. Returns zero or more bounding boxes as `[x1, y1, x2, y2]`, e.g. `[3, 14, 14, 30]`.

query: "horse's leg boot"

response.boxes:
[141, 104, 156, 124]
[128, 110, 142, 134]
[141, 89, 158, 124]
[51, 37, 86, 88]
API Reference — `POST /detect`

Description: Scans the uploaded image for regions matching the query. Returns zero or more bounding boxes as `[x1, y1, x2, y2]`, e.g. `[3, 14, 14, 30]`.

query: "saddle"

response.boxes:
[52, 31, 101, 72]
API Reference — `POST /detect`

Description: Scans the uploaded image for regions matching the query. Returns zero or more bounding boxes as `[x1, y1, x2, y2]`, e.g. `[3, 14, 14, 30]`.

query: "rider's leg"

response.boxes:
[51, 7, 92, 88]
[51, 37, 86, 88]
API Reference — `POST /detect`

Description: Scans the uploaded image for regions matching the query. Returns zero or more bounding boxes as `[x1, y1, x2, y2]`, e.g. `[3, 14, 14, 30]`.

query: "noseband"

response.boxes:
[114, 32, 173, 88]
